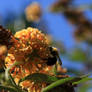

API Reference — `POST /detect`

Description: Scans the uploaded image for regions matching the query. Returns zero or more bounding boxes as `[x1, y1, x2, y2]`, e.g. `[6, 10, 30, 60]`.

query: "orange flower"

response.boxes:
[5, 27, 54, 91]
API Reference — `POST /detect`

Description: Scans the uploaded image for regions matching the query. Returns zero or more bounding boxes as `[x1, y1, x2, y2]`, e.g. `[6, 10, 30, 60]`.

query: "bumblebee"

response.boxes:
[44, 46, 62, 66]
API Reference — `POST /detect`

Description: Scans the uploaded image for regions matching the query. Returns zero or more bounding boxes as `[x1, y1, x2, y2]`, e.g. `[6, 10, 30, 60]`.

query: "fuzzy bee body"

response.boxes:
[44, 46, 62, 66]
[46, 56, 57, 66]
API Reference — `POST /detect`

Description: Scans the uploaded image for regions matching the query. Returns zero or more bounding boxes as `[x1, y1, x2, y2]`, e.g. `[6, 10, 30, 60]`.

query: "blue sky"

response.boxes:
[0, 0, 92, 48]
[0, 0, 92, 71]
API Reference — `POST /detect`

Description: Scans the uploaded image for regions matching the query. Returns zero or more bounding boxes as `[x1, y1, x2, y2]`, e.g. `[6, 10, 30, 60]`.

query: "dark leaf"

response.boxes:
[18, 73, 60, 84]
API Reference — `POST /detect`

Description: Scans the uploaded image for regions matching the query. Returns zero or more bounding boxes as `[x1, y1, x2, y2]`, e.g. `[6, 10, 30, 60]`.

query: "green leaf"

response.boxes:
[73, 77, 92, 85]
[68, 48, 87, 62]
[18, 72, 91, 92]
[42, 74, 90, 92]
[42, 77, 80, 92]
[18, 73, 60, 84]
[0, 85, 17, 92]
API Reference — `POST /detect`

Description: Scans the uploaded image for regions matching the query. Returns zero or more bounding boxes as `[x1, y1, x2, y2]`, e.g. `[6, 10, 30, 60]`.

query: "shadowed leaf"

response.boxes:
[18, 73, 60, 84]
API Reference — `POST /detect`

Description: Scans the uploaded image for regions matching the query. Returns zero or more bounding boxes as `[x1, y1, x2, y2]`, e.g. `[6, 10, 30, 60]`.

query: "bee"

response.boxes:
[43, 46, 62, 66]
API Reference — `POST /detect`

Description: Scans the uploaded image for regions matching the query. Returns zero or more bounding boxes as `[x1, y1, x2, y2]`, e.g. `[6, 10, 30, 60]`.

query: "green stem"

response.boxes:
[5, 61, 25, 92]
[5, 61, 22, 80]
[73, 78, 92, 85]
[42, 77, 76, 92]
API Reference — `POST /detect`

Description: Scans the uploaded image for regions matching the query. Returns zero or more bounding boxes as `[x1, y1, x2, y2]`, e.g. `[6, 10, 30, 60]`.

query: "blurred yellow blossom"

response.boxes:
[0, 45, 7, 68]
[0, 45, 7, 56]
[25, 2, 42, 22]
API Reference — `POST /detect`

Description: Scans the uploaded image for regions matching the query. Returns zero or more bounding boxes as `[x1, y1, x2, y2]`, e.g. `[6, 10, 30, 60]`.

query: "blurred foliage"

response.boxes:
[50, 0, 92, 70]
[68, 48, 87, 62]
[50, 0, 92, 91]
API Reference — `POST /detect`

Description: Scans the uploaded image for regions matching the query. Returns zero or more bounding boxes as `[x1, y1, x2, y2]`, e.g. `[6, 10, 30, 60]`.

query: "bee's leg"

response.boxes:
[53, 61, 59, 75]
[57, 54, 62, 66]
[53, 64, 57, 75]
[53, 47, 62, 66]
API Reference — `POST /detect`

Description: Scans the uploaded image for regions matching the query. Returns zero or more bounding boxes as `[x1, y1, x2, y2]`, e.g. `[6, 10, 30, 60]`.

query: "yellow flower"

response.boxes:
[25, 2, 42, 22]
